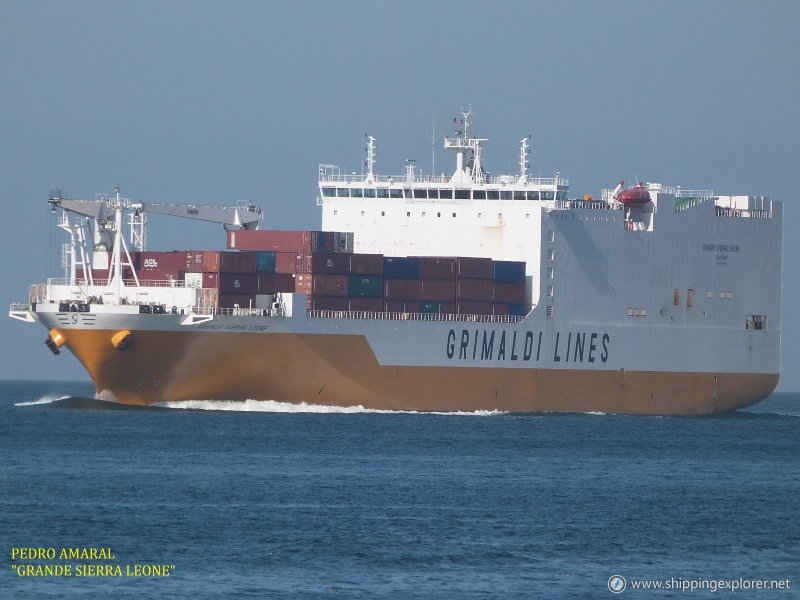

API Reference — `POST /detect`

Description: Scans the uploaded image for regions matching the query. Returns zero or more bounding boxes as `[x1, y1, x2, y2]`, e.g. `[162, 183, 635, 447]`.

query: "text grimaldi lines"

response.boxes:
[446, 329, 610, 363]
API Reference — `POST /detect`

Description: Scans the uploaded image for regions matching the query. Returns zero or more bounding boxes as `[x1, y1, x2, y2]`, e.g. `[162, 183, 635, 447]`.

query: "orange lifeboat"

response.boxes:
[618, 181, 651, 206]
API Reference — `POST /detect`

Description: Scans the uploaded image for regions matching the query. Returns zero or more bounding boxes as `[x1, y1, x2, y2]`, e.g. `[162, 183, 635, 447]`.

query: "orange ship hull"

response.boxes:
[62, 328, 777, 414]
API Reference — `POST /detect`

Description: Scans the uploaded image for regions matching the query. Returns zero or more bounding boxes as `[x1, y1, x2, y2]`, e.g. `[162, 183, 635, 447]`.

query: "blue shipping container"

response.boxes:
[508, 303, 526, 316]
[384, 256, 421, 279]
[255, 251, 277, 272]
[492, 260, 526, 283]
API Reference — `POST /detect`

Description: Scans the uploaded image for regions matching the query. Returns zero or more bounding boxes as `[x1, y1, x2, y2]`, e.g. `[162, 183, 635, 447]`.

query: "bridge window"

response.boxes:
[413, 188, 427, 199]
[440, 189, 453, 199]
[500, 190, 512, 200]
[350, 188, 363, 198]
[455, 189, 470, 200]
[473, 190, 486, 200]
[336, 188, 350, 197]
[527, 191, 540, 200]
[514, 191, 527, 200]
[390, 189, 403, 198]
[377, 188, 389, 198]
[364, 188, 376, 198]
[322, 187, 335, 197]
[487, 190, 499, 200]
[541, 191, 555, 200]
[428, 189, 439, 199]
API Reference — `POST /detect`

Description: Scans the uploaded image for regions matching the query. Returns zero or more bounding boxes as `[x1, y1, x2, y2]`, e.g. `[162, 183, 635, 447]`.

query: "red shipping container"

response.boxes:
[385, 278, 422, 300]
[348, 297, 384, 312]
[202, 272, 219, 288]
[311, 274, 348, 296]
[201, 251, 220, 272]
[219, 273, 258, 294]
[311, 252, 352, 274]
[384, 300, 419, 313]
[257, 272, 295, 293]
[138, 251, 185, 274]
[183, 251, 204, 273]
[311, 296, 350, 311]
[276, 252, 299, 273]
[493, 282, 526, 304]
[458, 300, 492, 315]
[218, 294, 256, 309]
[457, 279, 493, 301]
[420, 279, 456, 302]
[419, 257, 456, 280]
[439, 302, 457, 314]
[350, 253, 384, 275]
[457, 256, 493, 279]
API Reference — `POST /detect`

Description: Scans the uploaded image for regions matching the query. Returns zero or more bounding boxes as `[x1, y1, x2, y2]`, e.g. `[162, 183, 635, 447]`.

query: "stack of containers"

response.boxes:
[383, 257, 422, 313]
[307, 252, 384, 311]
[455, 257, 494, 315]
[419, 257, 456, 314]
[491, 260, 527, 316]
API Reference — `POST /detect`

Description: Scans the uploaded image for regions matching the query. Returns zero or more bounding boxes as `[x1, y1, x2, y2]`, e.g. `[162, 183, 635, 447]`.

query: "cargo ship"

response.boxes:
[9, 110, 782, 413]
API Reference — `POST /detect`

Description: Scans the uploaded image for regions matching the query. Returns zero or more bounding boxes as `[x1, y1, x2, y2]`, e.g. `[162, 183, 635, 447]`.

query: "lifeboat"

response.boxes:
[618, 181, 651, 206]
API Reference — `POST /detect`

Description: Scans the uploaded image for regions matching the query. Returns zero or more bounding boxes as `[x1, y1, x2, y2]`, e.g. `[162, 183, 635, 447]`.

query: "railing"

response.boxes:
[715, 207, 771, 219]
[553, 199, 620, 211]
[308, 309, 524, 323]
[10, 303, 30, 311]
[318, 169, 567, 188]
[48, 277, 191, 288]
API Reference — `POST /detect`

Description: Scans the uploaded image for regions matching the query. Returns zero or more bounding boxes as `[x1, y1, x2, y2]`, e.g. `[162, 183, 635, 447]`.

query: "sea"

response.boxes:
[1, 380, 798, 599]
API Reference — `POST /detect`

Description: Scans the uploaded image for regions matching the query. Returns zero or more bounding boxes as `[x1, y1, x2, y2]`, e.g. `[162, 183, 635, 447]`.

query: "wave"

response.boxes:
[15, 394, 71, 407]
[155, 398, 505, 416]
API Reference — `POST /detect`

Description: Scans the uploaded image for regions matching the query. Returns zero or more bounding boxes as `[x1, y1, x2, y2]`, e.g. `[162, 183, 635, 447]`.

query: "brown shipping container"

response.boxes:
[420, 279, 456, 302]
[201, 251, 256, 273]
[348, 297, 384, 312]
[227, 229, 312, 252]
[385, 278, 422, 300]
[439, 302, 457, 314]
[294, 274, 312, 294]
[218, 294, 256, 309]
[276, 252, 300, 273]
[138, 251, 185, 274]
[201, 251, 220, 272]
[458, 300, 492, 315]
[457, 256, 493, 279]
[184, 251, 204, 273]
[311, 296, 350, 311]
[384, 300, 420, 313]
[202, 272, 219, 288]
[493, 281, 526, 304]
[219, 273, 258, 294]
[457, 279, 493, 301]
[311, 252, 352, 274]
[312, 274, 348, 296]
[257, 272, 295, 293]
[350, 253, 384, 275]
[419, 257, 456, 280]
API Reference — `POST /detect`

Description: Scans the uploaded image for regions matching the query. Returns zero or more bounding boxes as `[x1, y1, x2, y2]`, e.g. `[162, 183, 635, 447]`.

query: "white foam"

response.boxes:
[15, 394, 70, 407]
[155, 398, 505, 416]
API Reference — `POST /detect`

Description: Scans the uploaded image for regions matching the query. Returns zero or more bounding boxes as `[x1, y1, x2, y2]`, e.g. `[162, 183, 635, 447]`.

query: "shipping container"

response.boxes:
[218, 293, 256, 309]
[201, 250, 257, 273]
[184, 272, 203, 288]
[350, 253, 384, 275]
[492, 281, 526, 304]
[384, 256, 421, 279]
[347, 275, 384, 298]
[311, 274, 349, 296]
[508, 303, 527, 317]
[457, 256, 493, 279]
[384, 300, 420, 313]
[227, 229, 354, 253]
[457, 300, 493, 315]
[492, 260, 526, 283]
[201, 272, 219, 288]
[384, 278, 422, 300]
[219, 273, 258, 295]
[257, 272, 295, 294]
[439, 302, 457, 315]
[348, 297, 384, 312]
[311, 296, 350, 311]
[138, 251, 185, 275]
[456, 278, 493, 301]
[183, 251, 204, 273]
[275, 252, 301, 273]
[419, 257, 456, 280]
[420, 279, 456, 302]
[420, 301, 440, 314]
[311, 252, 352, 274]
[294, 274, 312, 295]
[255, 251, 277, 272]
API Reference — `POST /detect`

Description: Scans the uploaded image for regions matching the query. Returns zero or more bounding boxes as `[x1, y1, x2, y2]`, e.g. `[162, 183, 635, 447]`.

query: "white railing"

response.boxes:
[308, 309, 524, 323]
[318, 169, 567, 188]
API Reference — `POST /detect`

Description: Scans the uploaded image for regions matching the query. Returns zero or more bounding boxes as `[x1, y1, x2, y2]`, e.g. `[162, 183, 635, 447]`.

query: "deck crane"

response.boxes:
[47, 186, 265, 295]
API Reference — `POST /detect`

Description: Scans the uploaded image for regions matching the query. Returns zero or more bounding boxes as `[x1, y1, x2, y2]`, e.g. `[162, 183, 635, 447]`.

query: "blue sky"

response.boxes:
[2, 0, 798, 389]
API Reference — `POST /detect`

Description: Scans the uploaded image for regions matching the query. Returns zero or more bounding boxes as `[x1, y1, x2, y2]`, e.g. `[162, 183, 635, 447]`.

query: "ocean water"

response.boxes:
[1, 381, 798, 599]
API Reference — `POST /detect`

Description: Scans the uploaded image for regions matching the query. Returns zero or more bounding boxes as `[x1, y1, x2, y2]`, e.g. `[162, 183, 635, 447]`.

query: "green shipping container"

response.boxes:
[348, 275, 384, 298]
[420, 301, 440, 314]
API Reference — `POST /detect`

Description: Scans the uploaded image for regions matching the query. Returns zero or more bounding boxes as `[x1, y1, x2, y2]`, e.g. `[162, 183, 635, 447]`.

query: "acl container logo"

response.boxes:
[143, 258, 158, 268]
[608, 575, 626, 593]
